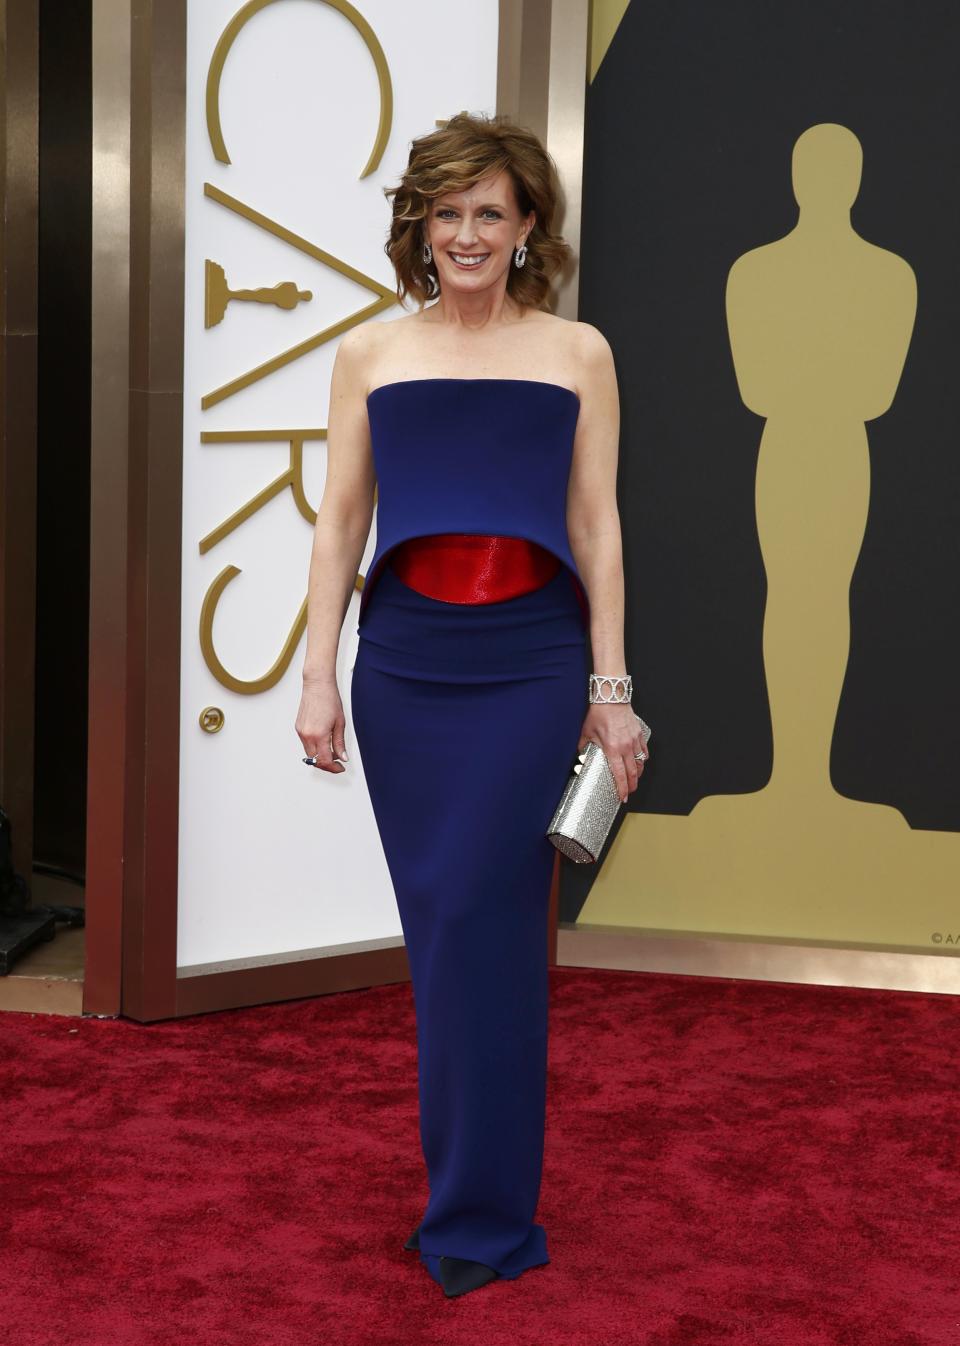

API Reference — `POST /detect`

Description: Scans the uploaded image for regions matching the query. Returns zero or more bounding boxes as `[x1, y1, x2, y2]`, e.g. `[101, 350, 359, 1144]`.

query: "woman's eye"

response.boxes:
[436, 209, 502, 220]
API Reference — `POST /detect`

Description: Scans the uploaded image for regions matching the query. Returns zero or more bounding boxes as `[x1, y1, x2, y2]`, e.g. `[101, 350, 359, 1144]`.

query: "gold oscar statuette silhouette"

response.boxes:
[579, 124, 959, 949]
[204, 259, 312, 328]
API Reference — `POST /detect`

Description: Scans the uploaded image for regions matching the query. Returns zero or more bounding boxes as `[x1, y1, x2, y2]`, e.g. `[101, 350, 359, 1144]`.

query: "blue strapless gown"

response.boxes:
[349, 379, 589, 1286]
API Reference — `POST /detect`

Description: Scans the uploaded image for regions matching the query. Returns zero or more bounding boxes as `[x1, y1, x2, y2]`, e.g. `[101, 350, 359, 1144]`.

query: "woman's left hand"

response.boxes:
[577, 703, 650, 805]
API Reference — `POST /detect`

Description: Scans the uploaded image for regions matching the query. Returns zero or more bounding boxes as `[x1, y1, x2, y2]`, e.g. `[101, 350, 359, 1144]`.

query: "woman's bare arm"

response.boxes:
[296, 326, 376, 773]
[566, 321, 627, 680]
[565, 321, 649, 801]
[301, 326, 376, 686]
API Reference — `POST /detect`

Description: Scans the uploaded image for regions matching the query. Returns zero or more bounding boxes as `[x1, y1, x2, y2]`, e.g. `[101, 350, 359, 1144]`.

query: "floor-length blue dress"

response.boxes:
[349, 378, 590, 1289]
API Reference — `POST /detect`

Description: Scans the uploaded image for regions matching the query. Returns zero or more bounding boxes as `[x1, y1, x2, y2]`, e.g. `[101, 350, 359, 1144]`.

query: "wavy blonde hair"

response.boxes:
[382, 110, 573, 311]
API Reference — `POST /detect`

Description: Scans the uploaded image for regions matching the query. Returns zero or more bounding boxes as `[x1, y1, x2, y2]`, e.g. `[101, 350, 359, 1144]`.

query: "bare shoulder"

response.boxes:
[342, 312, 429, 390]
[335, 317, 400, 395]
[516, 310, 605, 391]
[570, 319, 614, 370]
[337, 318, 388, 364]
[538, 311, 614, 369]
[568, 321, 618, 427]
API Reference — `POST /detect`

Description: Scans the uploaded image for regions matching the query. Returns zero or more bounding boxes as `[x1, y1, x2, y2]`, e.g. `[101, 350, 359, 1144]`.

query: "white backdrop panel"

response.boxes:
[179, 0, 499, 966]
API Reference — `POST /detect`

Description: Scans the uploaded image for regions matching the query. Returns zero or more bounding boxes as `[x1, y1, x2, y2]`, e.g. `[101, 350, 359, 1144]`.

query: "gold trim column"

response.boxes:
[123, 0, 188, 1021]
[87, 0, 187, 1019]
[498, 0, 589, 319]
[86, 0, 132, 1015]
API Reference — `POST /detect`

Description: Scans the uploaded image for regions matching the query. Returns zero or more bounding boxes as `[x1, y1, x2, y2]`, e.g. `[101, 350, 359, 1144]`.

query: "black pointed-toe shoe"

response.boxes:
[403, 1223, 421, 1252]
[438, 1254, 500, 1298]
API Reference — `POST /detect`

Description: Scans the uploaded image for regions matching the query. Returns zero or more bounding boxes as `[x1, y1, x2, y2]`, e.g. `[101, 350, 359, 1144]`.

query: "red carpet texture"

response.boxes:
[2, 965, 959, 1346]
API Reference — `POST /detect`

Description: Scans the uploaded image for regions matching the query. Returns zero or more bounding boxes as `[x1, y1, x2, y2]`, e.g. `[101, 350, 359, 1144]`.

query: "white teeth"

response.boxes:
[451, 253, 488, 266]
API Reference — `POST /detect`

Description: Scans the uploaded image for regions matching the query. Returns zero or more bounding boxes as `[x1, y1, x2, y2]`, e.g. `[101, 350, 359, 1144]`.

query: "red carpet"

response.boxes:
[2, 965, 958, 1345]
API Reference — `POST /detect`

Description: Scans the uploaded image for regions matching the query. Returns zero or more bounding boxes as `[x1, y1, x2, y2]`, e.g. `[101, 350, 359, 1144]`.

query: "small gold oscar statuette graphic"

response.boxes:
[204, 259, 312, 328]
[199, 706, 225, 734]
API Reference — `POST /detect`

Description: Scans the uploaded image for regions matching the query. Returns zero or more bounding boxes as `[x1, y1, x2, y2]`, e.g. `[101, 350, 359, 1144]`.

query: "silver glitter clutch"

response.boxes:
[546, 722, 652, 864]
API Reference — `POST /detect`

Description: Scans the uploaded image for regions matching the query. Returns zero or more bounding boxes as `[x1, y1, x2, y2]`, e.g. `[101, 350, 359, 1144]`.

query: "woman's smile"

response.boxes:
[448, 251, 490, 269]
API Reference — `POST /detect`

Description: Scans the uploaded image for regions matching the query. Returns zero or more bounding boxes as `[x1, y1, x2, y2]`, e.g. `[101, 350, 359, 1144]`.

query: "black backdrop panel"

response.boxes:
[564, 0, 960, 920]
[34, 0, 92, 881]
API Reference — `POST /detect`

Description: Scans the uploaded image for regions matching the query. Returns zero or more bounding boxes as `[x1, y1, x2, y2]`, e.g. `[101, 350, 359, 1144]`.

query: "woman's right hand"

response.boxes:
[296, 677, 349, 774]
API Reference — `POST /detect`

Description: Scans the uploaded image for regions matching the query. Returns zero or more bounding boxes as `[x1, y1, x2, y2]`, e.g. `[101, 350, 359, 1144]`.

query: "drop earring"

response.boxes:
[422, 240, 433, 265]
[514, 242, 527, 268]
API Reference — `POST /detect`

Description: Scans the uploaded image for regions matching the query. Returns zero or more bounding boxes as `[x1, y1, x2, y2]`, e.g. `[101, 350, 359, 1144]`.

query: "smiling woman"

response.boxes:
[296, 111, 644, 1302]
[380, 109, 574, 310]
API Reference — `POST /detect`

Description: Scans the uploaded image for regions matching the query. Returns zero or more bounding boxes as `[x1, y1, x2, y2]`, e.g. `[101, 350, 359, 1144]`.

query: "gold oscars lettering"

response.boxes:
[197, 0, 396, 694]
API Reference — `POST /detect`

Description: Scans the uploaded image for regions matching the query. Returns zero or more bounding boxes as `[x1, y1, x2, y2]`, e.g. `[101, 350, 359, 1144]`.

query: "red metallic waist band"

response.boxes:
[388, 533, 561, 605]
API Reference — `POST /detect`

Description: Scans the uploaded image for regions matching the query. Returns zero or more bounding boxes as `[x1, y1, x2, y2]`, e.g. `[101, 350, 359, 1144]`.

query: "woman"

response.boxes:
[295, 111, 649, 1298]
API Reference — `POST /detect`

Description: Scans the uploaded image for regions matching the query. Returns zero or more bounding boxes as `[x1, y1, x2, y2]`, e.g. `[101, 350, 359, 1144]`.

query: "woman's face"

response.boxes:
[425, 169, 535, 294]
